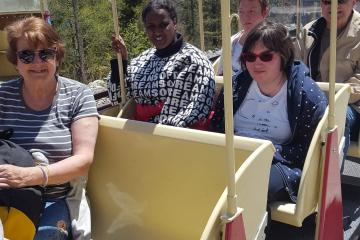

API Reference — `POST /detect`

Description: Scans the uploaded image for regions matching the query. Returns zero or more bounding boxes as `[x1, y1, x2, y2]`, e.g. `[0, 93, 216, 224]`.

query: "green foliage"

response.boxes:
[48, 0, 76, 79]
[78, 1, 113, 81]
[48, 0, 149, 82]
[176, 0, 239, 51]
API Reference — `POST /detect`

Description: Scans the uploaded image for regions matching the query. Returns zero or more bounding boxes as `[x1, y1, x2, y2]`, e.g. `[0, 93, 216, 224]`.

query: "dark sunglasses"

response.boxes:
[322, 0, 348, 5]
[241, 51, 274, 63]
[17, 48, 57, 64]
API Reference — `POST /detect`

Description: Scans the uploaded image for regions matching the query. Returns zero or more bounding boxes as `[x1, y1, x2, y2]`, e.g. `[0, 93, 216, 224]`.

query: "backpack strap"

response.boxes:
[0, 129, 13, 140]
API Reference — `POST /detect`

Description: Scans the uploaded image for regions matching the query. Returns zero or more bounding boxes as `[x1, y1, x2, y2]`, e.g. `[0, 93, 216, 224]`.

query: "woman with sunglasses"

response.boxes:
[109, 0, 215, 129]
[216, 0, 269, 76]
[210, 21, 327, 203]
[0, 17, 99, 239]
[296, 0, 360, 158]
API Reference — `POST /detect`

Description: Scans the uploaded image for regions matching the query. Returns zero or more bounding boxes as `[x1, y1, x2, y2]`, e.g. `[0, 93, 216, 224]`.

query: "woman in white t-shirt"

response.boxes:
[211, 21, 327, 203]
[217, 0, 269, 76]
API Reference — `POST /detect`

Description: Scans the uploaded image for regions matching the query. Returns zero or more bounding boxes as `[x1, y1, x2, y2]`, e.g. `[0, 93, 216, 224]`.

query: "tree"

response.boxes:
[48, 0, 149, 82]
[72, 0, 87, 83]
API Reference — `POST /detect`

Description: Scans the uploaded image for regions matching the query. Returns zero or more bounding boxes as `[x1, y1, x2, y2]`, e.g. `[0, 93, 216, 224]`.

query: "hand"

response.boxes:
[112, 34, 128, 60]
[0, 164, 30, 188]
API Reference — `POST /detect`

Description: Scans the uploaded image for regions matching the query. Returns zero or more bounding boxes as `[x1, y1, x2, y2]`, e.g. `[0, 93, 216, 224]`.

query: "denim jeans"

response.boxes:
[34, 199, 71, 240]
[343, 106, 360, 157]
[267, 165, 289, 203]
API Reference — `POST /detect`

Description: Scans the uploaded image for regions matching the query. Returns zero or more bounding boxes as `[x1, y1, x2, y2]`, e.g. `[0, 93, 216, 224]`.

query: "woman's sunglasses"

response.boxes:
[322, 0, 349, 5]
[241, 51, 274, 63]
[17, 48, 57, 64]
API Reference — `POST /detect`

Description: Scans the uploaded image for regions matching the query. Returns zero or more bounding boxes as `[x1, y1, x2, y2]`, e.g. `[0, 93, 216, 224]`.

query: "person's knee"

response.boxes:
[35, 200, 71, 240]
[35, 225, 69, 240]
[268, 165, 288, 202]
[345, 106, 360, 142]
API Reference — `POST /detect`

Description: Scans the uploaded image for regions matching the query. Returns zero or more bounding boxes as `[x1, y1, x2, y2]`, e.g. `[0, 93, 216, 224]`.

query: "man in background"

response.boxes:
[296, 0, 360, 155]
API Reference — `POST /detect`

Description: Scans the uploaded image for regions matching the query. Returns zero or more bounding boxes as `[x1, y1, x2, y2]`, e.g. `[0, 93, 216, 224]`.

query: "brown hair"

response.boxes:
[239, 0, 269, 12]
[5, 17, 65, 67]
[240, 20, 294, 73]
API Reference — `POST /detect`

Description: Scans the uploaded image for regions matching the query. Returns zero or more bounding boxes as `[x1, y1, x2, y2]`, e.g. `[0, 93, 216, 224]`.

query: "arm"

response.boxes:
[209, 87, 225, 133]
[343, 48, 360, 104]
[42, 116, 98, 184]
[273, 95, 327, 169]
[0, 117, 98, 188]
[112, 34, 128, 60]
[107, 34, 132, 104]
[107, 58, 130, 104]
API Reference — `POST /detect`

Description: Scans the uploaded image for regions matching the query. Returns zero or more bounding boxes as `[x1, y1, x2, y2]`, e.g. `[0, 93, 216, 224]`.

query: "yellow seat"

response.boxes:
[0, 30, 8, 50]
[88, 116, 274, 239]
[269, 83, 350, 227]
[347, 139, 360, 158]
[0, 30, 17, 80]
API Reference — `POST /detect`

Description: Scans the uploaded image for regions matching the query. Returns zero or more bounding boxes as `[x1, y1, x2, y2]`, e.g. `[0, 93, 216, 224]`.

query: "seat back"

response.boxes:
[0, 3, 44, 81]
[317, 82, 350, 146]
[0, 29, 17, 80]
[347, 141, 360, 158]
[88, 116, 274, 239]
[270, 83, 350, 227]
[212, 56, 220, 75]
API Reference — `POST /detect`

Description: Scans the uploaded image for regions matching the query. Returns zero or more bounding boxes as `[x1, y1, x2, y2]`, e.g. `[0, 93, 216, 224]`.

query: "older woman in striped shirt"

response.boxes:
[0, 17, 98, 239]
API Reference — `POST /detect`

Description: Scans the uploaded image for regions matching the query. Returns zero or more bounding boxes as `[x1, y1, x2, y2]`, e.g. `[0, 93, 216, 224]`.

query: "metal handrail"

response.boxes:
[328, 0, 337, 129]
[220, 0, 238, 218]
[110, 0, 126, 109]
[198, 0, 205, 51]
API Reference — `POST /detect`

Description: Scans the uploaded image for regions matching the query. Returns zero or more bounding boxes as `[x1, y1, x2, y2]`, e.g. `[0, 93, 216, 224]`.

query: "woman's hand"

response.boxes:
[0, 165, 34, 188]
[112, 34, 128, 60]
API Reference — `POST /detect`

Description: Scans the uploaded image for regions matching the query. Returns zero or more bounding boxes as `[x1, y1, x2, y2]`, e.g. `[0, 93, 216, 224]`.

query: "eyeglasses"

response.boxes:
[241, 51, 274, 62]
[321, 0, 349, 5]
[17, 48, 57, 64]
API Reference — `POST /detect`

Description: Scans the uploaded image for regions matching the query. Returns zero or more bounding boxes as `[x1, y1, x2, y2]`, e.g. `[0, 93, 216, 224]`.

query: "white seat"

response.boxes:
[212, 56, 220, 76]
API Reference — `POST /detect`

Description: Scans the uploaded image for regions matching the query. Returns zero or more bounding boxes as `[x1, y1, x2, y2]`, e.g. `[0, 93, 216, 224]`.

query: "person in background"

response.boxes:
[109, 0, 215, 129]
[216, 0, 269, 76]
[0, 17, 99, 239]
[295, 0, 360, 155]
[211, 21, 327, 202]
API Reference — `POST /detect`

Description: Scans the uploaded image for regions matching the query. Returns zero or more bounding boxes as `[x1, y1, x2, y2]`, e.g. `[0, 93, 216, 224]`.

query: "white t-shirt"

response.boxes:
[217, 32, 243, 76]
[234, 80, 291, 144]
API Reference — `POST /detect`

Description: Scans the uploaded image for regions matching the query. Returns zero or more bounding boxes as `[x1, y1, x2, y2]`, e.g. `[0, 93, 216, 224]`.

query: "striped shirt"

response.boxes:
[0, 76, 99, 199]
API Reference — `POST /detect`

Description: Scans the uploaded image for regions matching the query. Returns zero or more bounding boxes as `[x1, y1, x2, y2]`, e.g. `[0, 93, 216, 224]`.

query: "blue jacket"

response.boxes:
[210, 61, 327, 202]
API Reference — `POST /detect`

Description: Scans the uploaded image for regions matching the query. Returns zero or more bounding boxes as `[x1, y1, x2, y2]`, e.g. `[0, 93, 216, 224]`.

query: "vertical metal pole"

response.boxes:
[111, 0, 126, 107]
[328, 0, 337, 129]
[296, 0, 301, 37]
[198, 0, 205, 51]
[40, 0, 46, 16]
[220, 0, 237, 216]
